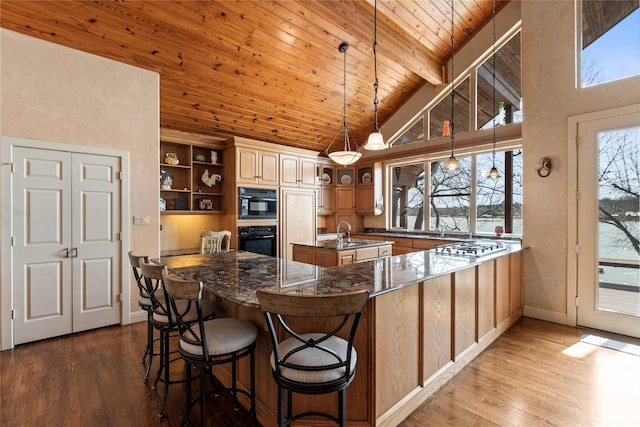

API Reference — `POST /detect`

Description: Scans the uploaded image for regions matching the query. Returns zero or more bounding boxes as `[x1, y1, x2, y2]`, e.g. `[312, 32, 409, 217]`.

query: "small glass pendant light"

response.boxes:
[364, 0, 387, 150]
[445, 0, 459, 171]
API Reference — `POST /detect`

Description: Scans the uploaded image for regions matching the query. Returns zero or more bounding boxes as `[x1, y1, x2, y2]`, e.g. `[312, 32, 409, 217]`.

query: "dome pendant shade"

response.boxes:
[325, 41, 361, 166]
[364, 131, 386, 150]
[328, 150, 362, 166]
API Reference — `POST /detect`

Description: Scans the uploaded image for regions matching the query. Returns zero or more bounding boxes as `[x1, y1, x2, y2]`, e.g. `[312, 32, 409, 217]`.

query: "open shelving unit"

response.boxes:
[160, 141, 225, 214]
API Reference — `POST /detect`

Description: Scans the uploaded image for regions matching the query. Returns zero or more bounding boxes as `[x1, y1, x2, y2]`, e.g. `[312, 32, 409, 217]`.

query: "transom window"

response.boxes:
[389, 149, 523, 236]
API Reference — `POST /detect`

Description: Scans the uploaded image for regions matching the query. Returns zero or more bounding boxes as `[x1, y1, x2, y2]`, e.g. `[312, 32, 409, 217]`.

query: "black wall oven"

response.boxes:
[238, 225, 277, 257]
[238, 187, 277, 220]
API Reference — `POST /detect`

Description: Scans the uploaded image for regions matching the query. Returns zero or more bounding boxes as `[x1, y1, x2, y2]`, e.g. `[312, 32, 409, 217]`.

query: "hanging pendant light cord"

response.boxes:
[342, 42, 349, 150]
[449, 0, 455, 156]
[491, 0, 497, 165]
[372, 0, 380, 132]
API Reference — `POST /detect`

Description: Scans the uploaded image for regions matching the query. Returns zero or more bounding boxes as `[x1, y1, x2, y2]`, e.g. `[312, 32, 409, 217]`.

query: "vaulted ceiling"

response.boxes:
[1, 1, 508, 153]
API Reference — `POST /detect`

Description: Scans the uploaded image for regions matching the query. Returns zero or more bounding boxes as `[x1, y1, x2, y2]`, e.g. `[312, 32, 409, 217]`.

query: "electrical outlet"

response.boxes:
[133, 215, 149, 225]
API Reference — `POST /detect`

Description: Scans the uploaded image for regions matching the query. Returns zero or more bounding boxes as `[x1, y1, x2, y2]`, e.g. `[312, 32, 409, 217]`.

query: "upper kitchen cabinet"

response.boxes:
[280, 153, 316, 188]
[356, 162, 383, 215]
[159, 130, 227, 214]
[225, 136, 278, 186]
[316, 160, 334, 215]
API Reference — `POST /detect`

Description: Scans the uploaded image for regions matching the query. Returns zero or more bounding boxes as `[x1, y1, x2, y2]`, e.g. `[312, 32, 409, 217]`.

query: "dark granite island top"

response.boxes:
[159, 241, 523, 307]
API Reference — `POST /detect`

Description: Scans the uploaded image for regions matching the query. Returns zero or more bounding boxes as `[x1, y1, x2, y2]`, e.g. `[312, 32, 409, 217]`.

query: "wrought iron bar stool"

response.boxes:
[256, 288, 369, 427]
[162, 267, 257, 427]
[128, 251, 159, 382]
[139, 261, 216, 418]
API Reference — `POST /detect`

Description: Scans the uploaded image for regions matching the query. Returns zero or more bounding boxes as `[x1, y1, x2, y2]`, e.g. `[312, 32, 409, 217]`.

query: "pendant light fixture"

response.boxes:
[488, 0, 501, 179]
[364, 0, 387, 150]
[326, 41, 362, 166]
[444, 0, 459, 171]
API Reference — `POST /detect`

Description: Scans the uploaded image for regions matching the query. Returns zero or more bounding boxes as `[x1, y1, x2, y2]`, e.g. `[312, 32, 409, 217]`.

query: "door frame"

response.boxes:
[567, 104, 640, 328]
[1, 136, 131, 350]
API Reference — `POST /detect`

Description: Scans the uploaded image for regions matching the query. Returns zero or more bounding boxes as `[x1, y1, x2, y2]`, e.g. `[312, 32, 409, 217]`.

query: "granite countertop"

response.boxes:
[159, 241, 523, 308]
[292, 239, 395, 251]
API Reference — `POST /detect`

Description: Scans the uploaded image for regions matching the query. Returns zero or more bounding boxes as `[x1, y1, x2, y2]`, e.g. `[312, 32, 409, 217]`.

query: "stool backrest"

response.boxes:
[161, 268, 209, 356]
[139, 260, 169, 318]
[200, 230, 232, 254]
[128, 251, 149, 299]
[256, 289, 369, 386]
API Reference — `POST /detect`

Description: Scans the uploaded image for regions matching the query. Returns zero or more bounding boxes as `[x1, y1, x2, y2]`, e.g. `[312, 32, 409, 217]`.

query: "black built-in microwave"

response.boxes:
[238, 187, 278, 220]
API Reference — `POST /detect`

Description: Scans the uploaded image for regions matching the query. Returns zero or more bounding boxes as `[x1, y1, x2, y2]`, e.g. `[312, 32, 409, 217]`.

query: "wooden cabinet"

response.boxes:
[335, 187, 355, 211]
[280, 188, 316, 260]
[355, 162, 383, 215]
[316, 162, 334, 215]
[280, 154, 316, 188]
[292, 243, 392, 267]
[235, 145, 279, 186]
[160, 140, 225, 214]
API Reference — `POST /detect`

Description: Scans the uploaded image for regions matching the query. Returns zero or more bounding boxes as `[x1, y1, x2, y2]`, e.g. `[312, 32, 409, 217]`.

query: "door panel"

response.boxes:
[13, 147, 72, 344]
[577, 110, 640, 338]
[72, 153, 121, 332]
[13, 148, 121, 344]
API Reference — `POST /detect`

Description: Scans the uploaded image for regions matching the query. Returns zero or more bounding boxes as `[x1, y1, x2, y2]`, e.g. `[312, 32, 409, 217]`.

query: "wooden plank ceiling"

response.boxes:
[0, 0, 507, 154]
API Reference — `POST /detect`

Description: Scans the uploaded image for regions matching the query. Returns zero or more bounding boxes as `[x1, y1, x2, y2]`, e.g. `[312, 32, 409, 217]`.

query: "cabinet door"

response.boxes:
[356, 185, 374, 214]
[280, 154, 299, 186]
[299, 157, 317, 187]
[335, 187, 355, 211]
[338, 251, 355, 265]
[259, 150, 279, 185]
[317, 185, 335, 215]
[237, 147, 259, 184]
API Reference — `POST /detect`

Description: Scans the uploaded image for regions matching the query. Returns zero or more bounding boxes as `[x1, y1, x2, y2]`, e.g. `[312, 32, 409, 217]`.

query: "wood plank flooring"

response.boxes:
[2, 317, 639, 426]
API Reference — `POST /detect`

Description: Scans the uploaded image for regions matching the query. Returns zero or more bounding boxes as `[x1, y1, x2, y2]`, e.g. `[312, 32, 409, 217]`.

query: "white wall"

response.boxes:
[520, 1, 639, 323]
[0, 29, 160, 346]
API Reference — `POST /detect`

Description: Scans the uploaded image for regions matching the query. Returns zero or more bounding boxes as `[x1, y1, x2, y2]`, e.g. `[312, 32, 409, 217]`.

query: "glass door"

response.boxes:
[577, 109, 640, 337]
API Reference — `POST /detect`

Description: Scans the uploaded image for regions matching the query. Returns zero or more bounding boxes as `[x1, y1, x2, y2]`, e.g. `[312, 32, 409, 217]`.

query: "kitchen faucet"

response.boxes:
[336, 221, 352, 244]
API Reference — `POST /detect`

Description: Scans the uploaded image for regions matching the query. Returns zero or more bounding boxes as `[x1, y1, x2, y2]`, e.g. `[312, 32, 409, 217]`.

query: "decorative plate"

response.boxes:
[322, 173, 331, 184]
[362, 172, 372, 183]
[341, 174, 352, 185]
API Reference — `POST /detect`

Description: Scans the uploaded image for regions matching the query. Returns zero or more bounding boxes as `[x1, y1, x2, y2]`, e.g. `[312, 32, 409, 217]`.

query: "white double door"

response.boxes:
[13, 147, 122, 345]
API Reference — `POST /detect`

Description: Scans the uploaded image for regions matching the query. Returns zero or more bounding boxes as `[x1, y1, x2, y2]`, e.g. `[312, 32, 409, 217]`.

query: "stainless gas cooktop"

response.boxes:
[434, 240, 506, 257]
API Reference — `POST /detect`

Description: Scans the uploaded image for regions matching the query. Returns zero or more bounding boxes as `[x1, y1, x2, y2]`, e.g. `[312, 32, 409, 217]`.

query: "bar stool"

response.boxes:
[200, 230, 232, 254]
[162, 267, 257, 427]
[256, 288, 369, 427]
[128, 251, 158, 382]
[139, 261, 216, 418]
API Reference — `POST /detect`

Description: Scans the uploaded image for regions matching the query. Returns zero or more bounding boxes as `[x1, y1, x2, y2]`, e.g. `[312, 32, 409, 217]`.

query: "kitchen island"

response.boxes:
[292, 238, 394, 266]
[160, 241, 524, 427]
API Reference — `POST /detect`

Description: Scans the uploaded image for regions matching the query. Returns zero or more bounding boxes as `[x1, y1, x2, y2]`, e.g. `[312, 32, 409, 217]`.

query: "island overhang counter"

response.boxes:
[159, 242, 524, 427]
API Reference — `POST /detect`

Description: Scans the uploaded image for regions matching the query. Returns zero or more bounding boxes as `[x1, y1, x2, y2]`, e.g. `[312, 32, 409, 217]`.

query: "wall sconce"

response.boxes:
[536, 157, 552, 177]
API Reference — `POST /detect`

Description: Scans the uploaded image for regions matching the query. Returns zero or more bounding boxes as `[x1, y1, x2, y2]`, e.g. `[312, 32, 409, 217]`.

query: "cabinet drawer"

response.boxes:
[378, 245, 392, 257]
[356, 246, 379, 261]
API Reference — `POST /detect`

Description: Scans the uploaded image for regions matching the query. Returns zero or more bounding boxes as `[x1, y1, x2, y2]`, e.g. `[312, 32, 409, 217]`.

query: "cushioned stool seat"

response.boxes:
[257, 288, 369, 427]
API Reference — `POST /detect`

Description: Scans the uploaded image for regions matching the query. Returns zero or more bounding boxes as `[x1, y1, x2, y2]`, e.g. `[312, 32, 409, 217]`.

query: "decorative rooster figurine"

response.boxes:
[201, 169, 222, 187]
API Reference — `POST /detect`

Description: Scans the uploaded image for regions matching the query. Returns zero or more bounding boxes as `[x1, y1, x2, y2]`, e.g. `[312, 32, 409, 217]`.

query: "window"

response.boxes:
[390, 116, 424, 147]
[429, 78, 470, 140]
[477, 32, 522, 128]
[581, 1, 640, 87]
[391, 163, 425, 231]
[429, 157, 472, 232]
[476, 150, 523, 235]
[389, 149, 523, 236]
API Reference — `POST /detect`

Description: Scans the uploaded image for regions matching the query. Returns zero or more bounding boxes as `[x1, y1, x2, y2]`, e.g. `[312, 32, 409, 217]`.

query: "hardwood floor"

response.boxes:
[398, 317, 640, 427]
[1, 317, 639, 426]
